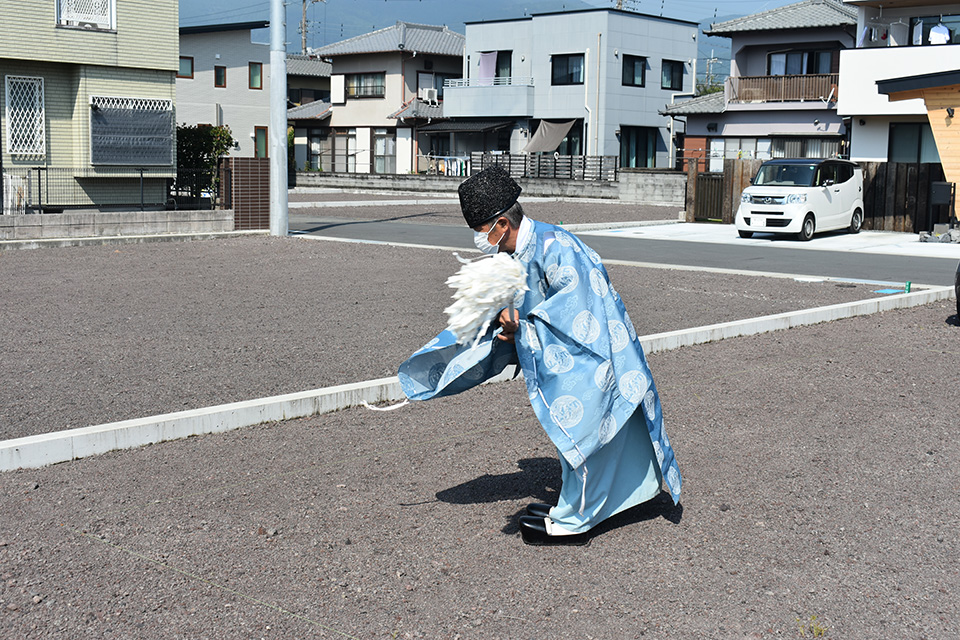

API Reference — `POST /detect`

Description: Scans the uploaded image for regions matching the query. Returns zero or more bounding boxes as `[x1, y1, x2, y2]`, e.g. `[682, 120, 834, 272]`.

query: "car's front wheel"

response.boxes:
[849, 208, 863, 235]
[738, 230, 753, 239]
[797, 214, 815, 241]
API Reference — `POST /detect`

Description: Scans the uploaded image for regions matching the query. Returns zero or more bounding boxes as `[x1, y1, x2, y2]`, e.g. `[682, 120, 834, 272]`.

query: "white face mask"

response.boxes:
[473, 219, 506, 254]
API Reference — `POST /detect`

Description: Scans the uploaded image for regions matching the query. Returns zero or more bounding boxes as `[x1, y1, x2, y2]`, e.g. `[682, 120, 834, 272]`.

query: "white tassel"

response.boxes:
[444, 253, 528, 345]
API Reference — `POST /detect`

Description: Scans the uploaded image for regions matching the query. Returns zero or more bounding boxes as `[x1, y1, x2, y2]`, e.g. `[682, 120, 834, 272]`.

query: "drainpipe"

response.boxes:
[669, 92, 695, 169]
[595, 32, 601, 156]
[584, 47, 591, 155]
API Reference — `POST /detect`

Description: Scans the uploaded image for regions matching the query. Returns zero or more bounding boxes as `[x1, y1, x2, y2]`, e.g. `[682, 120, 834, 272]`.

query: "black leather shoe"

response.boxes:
[525, 503, 553, 518]
[519, 515, 591, 546]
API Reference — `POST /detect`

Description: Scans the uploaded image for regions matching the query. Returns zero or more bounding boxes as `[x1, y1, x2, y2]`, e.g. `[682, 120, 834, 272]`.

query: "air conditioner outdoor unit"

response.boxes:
[423, 88, 439, 105]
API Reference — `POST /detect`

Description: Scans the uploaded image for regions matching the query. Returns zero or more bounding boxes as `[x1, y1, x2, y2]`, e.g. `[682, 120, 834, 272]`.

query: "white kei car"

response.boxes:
[735, 158, 864, 241]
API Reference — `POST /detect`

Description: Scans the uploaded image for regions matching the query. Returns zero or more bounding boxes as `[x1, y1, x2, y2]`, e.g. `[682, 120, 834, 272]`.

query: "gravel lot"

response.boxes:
[1, 300, 957, 639]
[1, 235, 886, 439]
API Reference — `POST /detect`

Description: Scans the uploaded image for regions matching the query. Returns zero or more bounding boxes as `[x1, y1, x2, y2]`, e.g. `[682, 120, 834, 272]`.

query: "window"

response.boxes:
[249, 62, 263, 90]
[373, 128, 396, 174]
[345, 72, 385, 98]
[495, 51, 512, 80]
[551, 54, 584, 86]
[90, 96, 173, 165]
[620, 126, 657, 168]
[214, 66, 226, 88]
[889, 123, 940, 163]
[178, 57, 194, 79]
[4, 76, 46, 156]
[768, 50, 835, 75]
[622, 55, 646, 87]
[57, 0, 114, 30]
[661, 60, 684, 90]
[769, 137, 841, 159]
[254, 126, 268, 158]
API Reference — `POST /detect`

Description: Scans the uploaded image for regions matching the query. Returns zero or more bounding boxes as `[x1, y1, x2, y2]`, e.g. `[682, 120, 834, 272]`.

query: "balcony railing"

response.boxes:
[58, 0, 114, 30]
[726, 74, 838, 104]
[445, 76, 535, 88]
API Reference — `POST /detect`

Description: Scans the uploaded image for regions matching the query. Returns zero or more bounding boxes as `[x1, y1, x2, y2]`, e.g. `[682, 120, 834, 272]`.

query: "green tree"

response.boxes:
[175, 124, 235, 204]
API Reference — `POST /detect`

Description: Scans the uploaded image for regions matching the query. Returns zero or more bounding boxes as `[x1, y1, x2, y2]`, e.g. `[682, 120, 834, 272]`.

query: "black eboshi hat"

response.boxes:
[457, 164, 522, 228]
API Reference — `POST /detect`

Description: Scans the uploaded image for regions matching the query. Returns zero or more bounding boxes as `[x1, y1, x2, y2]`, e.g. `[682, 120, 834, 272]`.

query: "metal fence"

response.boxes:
[0, 167, 225, 214]
[470, 152, 619, 181]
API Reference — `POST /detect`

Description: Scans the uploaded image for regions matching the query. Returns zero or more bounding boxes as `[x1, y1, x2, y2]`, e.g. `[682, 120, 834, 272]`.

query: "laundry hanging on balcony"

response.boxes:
[522, 120, 576, 154]
[478, 52, 497, 86]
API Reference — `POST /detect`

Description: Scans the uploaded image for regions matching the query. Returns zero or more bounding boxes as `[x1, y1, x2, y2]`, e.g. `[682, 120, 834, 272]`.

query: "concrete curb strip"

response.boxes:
[0, 230, 268, 251]
[1, 286, 953, 471]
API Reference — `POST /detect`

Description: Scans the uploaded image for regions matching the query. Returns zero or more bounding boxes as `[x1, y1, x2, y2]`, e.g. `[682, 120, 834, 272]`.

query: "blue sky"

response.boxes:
[179, 0, 800, 53]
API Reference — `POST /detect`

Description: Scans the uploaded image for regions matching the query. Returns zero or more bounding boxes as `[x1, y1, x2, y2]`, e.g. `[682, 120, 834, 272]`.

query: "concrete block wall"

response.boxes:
[618, 169, 686, 205]
[0, 210, 234, 241]
[296, 170, 686, 206]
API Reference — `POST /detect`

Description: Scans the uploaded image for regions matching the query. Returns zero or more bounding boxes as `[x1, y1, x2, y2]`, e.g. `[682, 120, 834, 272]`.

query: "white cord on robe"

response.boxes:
[361, 399, 409, 411]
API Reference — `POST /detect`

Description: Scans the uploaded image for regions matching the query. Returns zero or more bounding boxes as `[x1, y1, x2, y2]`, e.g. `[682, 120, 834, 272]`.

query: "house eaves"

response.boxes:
[877, 69, 960, 95]
[660, 92, 725, 116]
[180, 20, 269, 35]
[388, 99, 444, 120]
[310, 21, 464, 57]
[287, 101, 332, 120]
[704, 0, 855, 36]
[287, 54, 332, 77]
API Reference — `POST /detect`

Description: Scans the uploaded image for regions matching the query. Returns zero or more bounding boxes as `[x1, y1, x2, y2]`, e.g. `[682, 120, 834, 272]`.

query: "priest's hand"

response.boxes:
[497, 308, 520, 343]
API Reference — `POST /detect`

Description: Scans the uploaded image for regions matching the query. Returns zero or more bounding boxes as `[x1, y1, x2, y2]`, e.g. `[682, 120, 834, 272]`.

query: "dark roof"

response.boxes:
[287, 54, 332, 77]
[180, 20, 269, 35]
[660, 92, 725, 116]
[705, 0, 855, 36]
[466, 8, 697, 28]
[310, 21, 464, 57]
[287, 101, 332, 120]
[877, 69, 960, 95]
[388, 99, 444, 120]
[419, 120, 514, 133]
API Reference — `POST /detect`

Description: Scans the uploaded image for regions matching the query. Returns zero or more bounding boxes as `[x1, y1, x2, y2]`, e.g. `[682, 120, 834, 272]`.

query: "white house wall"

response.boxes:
[458, 10, 698, 164]
[177, 30, 270, 158]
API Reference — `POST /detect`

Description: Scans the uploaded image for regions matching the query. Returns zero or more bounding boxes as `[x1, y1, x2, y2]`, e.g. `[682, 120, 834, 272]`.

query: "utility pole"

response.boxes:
[270, 0, 288, 236]
[301, 0, 325, 54]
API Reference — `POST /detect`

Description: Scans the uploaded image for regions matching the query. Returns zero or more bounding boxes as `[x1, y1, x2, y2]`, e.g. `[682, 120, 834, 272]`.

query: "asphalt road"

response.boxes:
[289, 216, 960, 286]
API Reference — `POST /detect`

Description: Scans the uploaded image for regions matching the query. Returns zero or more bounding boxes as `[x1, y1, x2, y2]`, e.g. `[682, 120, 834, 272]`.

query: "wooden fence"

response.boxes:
[686, 159, 954, 232]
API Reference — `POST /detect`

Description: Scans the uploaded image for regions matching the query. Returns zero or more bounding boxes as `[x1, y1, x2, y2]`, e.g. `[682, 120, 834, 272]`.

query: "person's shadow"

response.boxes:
[436, 457, 683, 538]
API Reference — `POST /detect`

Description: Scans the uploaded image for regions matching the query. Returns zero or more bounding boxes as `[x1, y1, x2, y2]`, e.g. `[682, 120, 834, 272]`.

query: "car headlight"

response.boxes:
[786, 193, 807, 204]
[740, 192, 751, 203]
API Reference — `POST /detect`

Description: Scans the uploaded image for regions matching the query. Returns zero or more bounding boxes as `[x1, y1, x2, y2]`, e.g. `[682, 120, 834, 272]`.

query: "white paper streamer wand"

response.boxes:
[444, 253, 528, 347]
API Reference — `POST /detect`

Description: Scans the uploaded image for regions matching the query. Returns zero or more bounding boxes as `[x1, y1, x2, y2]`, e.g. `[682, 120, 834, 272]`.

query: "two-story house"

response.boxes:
[177, 21, 271, 159]
[662, 0, 857, 172]
[837, 0, 959, 171]
[301, 22, 464, 174]
[1, 0, 177, 212]
[441, 8, 700, 169]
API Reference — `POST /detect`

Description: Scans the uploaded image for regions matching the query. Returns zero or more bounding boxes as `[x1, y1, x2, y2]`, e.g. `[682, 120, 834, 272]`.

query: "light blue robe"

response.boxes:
[399, 219, 681, 533]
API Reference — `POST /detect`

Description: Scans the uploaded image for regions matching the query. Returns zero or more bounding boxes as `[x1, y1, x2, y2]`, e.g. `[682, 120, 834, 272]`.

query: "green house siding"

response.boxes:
[0, 0, 178, 71]
[2, 60, 175, 169]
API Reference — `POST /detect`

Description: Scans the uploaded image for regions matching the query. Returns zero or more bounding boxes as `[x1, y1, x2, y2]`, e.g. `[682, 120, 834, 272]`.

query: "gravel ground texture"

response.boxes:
[291, 199, 683, 226]
[1, 236, 888, 439]
[1, 300, 957, 639]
